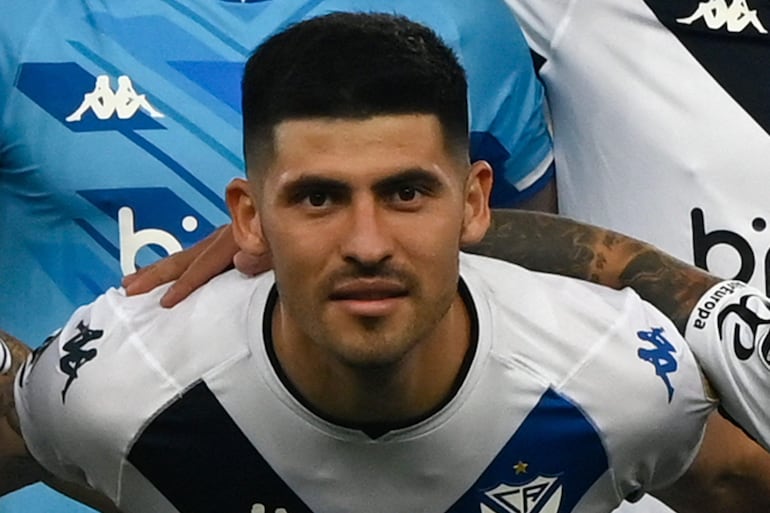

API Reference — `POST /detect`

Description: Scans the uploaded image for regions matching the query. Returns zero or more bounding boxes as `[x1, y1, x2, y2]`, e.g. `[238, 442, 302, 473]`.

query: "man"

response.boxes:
[125, 3, 770, 511]
[504, 0, 770, 293]
[1, 2, 550, 511]
[2, 13, 767, 513]
[500, 2, 770, 510]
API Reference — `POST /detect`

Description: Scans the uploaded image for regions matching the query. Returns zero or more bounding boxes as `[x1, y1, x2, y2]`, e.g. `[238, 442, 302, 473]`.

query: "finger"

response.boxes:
[122, 250, 199, 296]
[122, 226, 222, 296]
[160, 226, 240, 308]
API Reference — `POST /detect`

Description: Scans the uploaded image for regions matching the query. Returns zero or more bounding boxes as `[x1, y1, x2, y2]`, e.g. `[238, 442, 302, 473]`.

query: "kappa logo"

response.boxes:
[59, 321, 104, 403]
[637, 327, 678, 403]
[480, 475, 563, 513]
[66, 74, 164, 122]
[677, 0, 768, 33]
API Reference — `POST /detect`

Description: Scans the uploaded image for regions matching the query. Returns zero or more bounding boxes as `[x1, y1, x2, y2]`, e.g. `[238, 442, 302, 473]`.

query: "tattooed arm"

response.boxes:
[0, 330, 120, 512]
[0, 330, 45, 495]
[468, 209, 719, 333]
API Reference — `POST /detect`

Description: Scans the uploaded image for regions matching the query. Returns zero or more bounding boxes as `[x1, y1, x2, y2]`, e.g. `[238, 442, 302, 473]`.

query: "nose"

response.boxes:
[340, 196, 394, 267]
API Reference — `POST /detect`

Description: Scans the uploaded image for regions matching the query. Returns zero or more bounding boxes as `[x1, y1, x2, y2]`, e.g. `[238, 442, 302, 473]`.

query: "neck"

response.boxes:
[271, 293, 472, 426]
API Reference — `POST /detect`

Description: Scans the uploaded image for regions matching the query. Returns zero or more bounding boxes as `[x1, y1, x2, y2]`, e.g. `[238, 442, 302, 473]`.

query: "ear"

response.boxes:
[459, 160, 493, 246]
[226, 178, 268, 256]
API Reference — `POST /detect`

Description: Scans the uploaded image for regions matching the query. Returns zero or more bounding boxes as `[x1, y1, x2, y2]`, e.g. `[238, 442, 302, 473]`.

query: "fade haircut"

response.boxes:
[241, 11, 469, 175]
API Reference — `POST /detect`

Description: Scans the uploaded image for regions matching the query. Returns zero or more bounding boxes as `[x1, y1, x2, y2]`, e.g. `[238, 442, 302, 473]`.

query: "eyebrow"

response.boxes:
[277, 176, 350, 204]
[371, 168, 445, 195]
[281, 168, 445, 197]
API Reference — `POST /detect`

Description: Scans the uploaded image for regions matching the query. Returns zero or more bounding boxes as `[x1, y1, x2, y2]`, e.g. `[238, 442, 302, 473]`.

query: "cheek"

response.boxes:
[399, 214, 463, 256]
[265, 223, 336, 296]
[263, 213, 335, 257]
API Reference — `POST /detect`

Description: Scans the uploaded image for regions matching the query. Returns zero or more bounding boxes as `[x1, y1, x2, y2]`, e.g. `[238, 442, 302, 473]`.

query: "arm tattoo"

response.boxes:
[0, 330, 31, 436]
[467, 209, 719, 333]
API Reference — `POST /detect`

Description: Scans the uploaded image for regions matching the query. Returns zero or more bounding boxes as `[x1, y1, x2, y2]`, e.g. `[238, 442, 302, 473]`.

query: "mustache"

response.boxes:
[323, 262, 417, 290]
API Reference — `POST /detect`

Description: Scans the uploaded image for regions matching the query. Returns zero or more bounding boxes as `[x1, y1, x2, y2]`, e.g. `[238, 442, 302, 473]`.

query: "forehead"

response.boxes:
[266, 114, 460, 181]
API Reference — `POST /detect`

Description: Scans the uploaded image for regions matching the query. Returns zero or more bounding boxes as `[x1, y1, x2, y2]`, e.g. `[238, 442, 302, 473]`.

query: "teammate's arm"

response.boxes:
[651, 411, 770, 513]
[0, 330, 42, 494]
[469, 209, 719, 331]
[0, 330, 120, 513]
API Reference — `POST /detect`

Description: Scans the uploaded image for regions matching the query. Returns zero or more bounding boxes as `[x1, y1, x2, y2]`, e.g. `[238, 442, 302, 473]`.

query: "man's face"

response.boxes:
[237, 114, 491, 370]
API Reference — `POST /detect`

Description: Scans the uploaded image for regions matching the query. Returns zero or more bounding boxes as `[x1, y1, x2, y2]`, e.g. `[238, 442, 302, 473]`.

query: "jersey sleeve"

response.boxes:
[559, 287, 716, 499]
[685, 280, 770, 451]
[445, 0, 554, 207]
[14, 286, 166, 501]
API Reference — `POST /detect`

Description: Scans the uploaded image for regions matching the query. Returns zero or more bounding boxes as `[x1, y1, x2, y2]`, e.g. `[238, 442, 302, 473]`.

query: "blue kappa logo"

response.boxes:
[637, 327, 678, 402]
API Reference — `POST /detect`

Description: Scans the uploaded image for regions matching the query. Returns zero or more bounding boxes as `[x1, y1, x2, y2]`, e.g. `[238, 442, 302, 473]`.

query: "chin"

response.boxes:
[333, 331, 417, 371]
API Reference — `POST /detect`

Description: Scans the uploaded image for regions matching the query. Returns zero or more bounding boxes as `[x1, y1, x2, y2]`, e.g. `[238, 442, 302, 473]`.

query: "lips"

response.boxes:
[327, 279, 410, 317]
[329, 280, 408, 301]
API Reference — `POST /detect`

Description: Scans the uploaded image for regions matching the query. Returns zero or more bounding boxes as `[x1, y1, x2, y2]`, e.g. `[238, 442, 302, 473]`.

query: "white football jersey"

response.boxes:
[15, 254, 714, 513]
[506, 0, 770, 297]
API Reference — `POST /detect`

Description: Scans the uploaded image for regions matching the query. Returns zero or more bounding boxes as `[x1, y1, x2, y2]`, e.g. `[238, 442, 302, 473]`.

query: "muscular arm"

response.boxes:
[469, 209, 719, 333]
[653, 411, 770, 513]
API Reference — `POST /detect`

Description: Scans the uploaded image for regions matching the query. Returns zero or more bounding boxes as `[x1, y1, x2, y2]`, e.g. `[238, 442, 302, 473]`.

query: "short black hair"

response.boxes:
[241, 11, 469, 173]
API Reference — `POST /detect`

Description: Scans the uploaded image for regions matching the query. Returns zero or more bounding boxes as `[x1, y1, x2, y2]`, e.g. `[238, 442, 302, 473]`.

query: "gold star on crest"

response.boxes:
[513, 460, 529, 474]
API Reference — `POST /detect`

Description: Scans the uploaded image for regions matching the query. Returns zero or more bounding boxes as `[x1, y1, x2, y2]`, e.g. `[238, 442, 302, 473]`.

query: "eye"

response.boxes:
[307, 191, 328, 207]
[396, 186, 418, 202]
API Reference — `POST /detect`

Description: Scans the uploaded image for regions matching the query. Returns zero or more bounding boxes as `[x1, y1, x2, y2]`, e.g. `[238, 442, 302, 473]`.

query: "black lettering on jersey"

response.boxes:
[128, 381, 313, 513]
[59, 321, 103, 403]
[716, 294, 770, 366]
[643, 0, 770, 136]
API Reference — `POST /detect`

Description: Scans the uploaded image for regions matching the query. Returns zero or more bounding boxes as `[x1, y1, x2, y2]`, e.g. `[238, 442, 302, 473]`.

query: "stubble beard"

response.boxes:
[295, 284, 456, 372]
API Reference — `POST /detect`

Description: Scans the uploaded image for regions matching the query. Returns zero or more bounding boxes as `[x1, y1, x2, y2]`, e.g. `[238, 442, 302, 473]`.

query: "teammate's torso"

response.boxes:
[16, 254, 713, 513]
[506, 0, 770, 294]
[1, 0, 551, 344]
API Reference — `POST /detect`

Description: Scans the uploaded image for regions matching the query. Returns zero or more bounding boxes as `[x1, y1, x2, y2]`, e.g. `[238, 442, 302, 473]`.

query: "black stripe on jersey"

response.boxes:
[644, 0, 770, 136]
[127, 381, 313, 513]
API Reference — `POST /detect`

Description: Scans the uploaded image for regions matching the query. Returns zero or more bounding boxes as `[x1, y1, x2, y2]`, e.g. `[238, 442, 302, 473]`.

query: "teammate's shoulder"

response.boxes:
[0, 0, 50, 48]
[437, 0, 526, 40]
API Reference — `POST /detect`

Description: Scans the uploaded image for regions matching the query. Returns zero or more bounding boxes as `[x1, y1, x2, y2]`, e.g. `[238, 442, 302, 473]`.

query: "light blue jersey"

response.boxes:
[1, 1, 550, 511]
